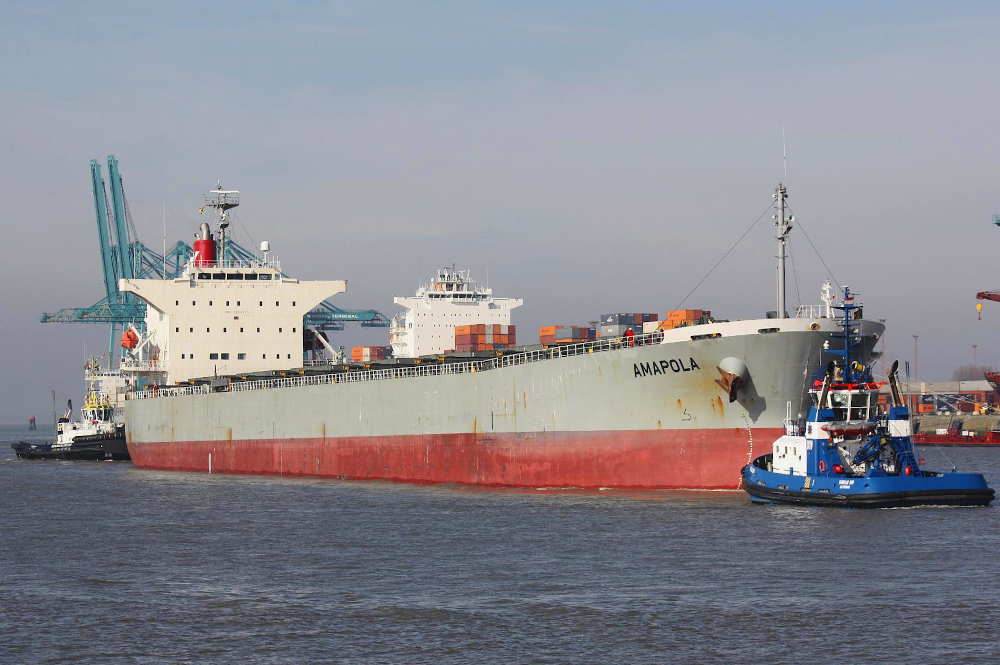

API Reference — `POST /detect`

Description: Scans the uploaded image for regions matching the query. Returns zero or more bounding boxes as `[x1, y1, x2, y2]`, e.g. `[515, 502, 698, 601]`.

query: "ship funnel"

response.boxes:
[193, 222, 217, 267]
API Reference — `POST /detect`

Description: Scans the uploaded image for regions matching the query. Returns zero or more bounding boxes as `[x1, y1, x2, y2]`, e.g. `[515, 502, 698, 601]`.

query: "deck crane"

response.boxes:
[975, 214, 1000, 317]
[41, 156, 390, 336]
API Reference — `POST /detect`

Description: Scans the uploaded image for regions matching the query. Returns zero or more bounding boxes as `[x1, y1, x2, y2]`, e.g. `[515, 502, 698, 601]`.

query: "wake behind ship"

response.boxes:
[121, 183, 884, 489]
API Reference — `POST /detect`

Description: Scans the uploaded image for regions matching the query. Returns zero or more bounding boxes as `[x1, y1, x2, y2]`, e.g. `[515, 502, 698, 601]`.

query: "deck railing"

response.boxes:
[794, 305, 826, 319]
[128, 331, 666, 400]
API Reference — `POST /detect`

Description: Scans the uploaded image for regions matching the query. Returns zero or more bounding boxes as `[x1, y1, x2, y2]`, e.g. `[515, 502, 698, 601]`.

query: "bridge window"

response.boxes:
[851, 393, 873, 421]
[830, 393, 848, 421]
[238, 353, 246, 360]
[181, 354, 186, 359]
[210, 353, 219, 360]
[221, 353, 230, 360]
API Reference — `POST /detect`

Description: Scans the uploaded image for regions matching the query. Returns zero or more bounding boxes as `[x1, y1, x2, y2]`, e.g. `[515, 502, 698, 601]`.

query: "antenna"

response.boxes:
[162, 201, 166, 279]
[782, 125, 787, 184]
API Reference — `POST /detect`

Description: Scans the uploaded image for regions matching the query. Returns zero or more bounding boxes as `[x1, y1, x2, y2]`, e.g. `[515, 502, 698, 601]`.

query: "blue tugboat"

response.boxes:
[742, 288, 994, 508]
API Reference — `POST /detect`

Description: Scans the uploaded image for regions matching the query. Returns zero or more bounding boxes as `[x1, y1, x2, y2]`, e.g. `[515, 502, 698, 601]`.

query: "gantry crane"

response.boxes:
[975, 214, 1000, 315]
[40, 157, 390, 335]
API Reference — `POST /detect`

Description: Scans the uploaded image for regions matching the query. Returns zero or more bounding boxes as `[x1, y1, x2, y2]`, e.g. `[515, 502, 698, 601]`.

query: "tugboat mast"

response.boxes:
[774, 182, 792, 318]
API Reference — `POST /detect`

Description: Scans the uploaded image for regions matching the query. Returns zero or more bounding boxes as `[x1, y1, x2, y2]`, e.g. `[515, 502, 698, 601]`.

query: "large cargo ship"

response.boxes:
[121, 183, 884, 489]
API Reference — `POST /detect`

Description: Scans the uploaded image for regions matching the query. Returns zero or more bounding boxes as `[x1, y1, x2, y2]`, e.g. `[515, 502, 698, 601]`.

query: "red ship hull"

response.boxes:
[912, 433, 1000, 446]
[127, 427, 779, 490]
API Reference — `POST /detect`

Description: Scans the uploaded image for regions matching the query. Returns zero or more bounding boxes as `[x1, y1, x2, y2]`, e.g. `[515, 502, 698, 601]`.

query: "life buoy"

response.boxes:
[818, 460, 826, 472]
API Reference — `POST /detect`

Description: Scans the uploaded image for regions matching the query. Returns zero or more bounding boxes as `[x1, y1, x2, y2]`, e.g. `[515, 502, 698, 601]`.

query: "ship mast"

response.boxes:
[202, 182, 240, 265]
[774, 182, 792, 318]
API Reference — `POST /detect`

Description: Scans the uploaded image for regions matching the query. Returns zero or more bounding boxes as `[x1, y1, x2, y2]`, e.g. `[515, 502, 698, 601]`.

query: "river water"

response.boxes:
[2, 423, 998, 664]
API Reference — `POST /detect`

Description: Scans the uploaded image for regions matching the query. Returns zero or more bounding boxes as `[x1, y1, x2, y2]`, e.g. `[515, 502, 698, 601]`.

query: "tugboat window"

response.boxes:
[831, 393, 848, 421]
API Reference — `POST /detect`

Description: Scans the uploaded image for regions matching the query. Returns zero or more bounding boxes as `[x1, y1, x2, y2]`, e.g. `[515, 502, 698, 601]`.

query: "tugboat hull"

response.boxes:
[12, 431, 130, 461]
[742, 461, 995, 508]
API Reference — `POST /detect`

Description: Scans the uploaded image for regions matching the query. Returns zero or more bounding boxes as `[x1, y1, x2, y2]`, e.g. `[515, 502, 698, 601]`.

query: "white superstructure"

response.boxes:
[390, 266, 522, 358]
[117, 185, 346, 385]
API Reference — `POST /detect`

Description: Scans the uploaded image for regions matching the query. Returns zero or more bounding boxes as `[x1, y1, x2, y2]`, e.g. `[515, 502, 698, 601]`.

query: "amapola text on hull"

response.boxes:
[120, 182, 884, 489]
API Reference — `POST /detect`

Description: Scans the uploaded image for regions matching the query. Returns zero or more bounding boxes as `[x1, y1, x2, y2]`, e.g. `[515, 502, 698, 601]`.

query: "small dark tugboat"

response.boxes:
[12, 359, 130, 461]
[742, 289, 994, 508]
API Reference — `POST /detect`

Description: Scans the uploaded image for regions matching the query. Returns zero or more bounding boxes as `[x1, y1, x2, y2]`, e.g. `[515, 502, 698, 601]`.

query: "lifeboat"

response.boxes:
[121, 328, 139, 349]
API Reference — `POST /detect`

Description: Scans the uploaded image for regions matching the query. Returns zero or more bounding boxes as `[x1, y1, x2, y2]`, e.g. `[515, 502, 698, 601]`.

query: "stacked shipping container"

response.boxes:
[661, 309, 711, 330]
[599, 313, 658, 339]
[454, 324, 517, 352]
[351, 346, 392, 362]
[539, 325, 597, 344]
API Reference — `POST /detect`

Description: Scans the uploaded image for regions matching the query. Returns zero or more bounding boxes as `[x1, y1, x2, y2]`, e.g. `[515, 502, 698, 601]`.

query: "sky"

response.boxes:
[1, 1, 999, 421]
